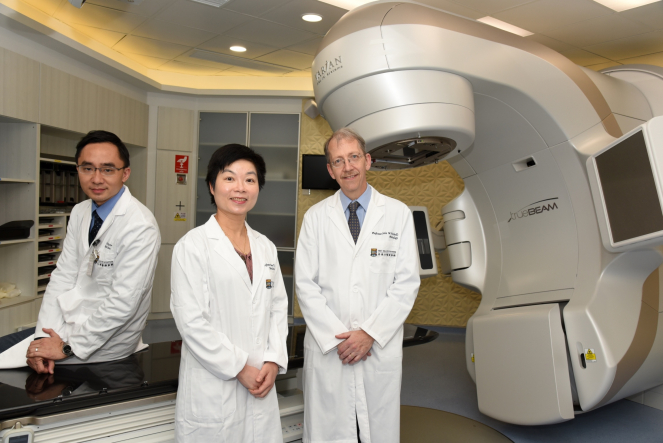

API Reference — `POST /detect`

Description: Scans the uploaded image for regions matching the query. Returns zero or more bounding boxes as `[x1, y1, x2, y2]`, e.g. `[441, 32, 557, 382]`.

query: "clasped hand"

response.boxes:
[237, 362, 279, 398]
[336, 330, 374, 365]
[26, 328, 67, 374]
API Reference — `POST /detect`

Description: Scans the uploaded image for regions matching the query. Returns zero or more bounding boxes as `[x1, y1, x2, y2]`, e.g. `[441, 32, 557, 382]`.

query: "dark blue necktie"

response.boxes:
[89, 211, 103, 246]
[348, 202, 361, 244]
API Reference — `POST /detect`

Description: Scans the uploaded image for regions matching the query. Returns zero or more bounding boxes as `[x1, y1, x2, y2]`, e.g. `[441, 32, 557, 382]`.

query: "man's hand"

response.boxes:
[250, 362, 279, 398]
[335, 330, 374, 365]
[237, 364, 261, 391]
[26, 328, 66, 363]
[26, 356, 55, 374]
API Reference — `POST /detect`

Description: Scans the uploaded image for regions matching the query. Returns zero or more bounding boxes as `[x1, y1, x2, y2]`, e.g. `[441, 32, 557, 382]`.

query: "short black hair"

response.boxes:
[75, 130, 130, 168]
[206, 144, 266, 206]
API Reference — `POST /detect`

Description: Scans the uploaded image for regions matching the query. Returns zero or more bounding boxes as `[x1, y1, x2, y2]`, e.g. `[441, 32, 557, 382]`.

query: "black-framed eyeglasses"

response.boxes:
[76, 165, 126, 176]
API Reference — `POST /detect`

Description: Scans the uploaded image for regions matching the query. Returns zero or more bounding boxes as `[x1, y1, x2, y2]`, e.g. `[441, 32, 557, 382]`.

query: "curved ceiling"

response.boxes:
[0, 0, 661, 96]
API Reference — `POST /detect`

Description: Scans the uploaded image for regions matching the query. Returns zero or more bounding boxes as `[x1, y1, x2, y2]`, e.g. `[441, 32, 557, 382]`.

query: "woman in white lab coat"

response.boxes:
[170, 144, 289, 442]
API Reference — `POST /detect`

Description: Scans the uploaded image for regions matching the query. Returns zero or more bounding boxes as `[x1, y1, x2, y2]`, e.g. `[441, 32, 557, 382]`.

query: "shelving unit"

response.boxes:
[0, 116, 40, 335]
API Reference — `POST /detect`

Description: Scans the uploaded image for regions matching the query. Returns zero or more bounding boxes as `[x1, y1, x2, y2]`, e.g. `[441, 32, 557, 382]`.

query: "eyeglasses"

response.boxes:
[329, 153, 364, 169]
[77, 165, 125, 176]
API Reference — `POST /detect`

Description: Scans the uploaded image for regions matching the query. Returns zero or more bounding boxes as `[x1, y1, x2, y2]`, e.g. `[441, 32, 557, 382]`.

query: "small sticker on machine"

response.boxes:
[174, 212, 187, 221]
[585, 349, 597, 362]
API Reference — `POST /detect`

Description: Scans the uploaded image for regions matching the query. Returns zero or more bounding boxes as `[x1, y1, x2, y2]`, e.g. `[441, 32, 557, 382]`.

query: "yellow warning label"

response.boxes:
[471, 353, 475, 363]
[585, 349, 597, 362]
[174, 212, 187, 222]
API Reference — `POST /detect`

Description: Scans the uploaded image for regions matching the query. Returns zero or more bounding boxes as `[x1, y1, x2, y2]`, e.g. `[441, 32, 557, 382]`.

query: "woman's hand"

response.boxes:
[237, 364, 260, 391]
[249, 362, 279, 398]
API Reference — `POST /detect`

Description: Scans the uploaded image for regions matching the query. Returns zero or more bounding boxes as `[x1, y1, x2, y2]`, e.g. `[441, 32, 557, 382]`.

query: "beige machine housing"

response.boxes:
[312, 1, 663, 425]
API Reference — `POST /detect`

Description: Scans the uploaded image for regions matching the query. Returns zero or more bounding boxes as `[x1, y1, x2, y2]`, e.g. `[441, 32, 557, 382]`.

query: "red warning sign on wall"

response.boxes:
[175, 155, 189, 173]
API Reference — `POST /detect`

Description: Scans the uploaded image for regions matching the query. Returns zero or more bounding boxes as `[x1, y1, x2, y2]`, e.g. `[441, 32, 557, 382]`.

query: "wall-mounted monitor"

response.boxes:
[301, 154, 340, 191]
[587, 116, 663, 252]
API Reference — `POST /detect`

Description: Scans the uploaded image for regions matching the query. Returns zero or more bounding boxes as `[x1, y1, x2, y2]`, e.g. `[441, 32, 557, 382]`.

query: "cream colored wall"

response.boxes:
[294, 100, 481, 327]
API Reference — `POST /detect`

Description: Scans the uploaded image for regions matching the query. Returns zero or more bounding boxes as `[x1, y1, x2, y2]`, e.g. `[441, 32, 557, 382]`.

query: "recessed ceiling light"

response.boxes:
[591, 0, 661, 11]
[477, 17, 533, 37]
[302, 13, 323, 22]
[230, 46, 247, 52]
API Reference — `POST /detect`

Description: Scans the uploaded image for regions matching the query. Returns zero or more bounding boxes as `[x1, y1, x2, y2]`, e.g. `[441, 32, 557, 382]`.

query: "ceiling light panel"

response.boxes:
[477, 16, 533, 36]
[230, 46, 246, 52]
[591, 0, 661, 12]
[260, 0, 347, 33]
[302, 13, 322, 22]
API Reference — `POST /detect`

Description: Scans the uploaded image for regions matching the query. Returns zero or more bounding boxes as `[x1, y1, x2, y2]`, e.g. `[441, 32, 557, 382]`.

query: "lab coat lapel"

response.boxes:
[205, 216, 253, 293]
[355, 188, 385, 252]
[328, 191, 355, 248]
[247, 224, 264, 299]
[79, 200, 93, 252]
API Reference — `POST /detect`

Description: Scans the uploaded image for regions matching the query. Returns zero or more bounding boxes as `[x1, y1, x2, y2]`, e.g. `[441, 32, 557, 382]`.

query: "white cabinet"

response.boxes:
[196, 112, 300, 315]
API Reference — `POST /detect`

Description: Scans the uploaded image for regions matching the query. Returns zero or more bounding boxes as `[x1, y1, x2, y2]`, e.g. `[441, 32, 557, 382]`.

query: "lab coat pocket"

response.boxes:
[95, 252, 115, 286]
[189, 368, 236, 422]
[368, 242, 397, 274]
[370, 256, 397, 274]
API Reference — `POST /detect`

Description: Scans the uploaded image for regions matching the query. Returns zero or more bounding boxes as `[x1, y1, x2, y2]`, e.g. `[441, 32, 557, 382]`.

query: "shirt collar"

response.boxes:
[92, 186, 125, 221]
[340, 184, 372, 211]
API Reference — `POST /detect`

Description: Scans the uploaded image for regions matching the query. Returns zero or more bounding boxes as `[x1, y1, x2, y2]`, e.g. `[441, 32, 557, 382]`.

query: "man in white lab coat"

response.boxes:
[25, 130, 160, 373]
[296, 128, 421, 443]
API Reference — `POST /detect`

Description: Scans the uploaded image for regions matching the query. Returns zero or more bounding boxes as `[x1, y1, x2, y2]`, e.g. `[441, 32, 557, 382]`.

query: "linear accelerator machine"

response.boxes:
[312, 1, 663, 425]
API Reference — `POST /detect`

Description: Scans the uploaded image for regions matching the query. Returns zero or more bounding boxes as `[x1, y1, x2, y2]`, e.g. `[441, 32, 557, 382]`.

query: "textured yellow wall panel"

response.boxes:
[295, 100, 481, 327]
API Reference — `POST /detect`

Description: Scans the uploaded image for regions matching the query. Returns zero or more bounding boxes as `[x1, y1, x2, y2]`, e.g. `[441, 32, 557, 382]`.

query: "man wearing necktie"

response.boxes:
[25, 130, 160, 374]
[296, 128, 421, 443]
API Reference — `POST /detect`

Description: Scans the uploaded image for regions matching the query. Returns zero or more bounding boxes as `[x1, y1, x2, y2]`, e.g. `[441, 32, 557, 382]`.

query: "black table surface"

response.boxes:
[0, 324, 437, 423]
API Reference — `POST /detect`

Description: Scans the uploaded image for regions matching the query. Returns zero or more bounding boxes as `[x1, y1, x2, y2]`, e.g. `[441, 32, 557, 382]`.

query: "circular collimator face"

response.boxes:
[302, 13, 322, 22]
[230, 46, 247, 52]
[370, 137, 457, 169]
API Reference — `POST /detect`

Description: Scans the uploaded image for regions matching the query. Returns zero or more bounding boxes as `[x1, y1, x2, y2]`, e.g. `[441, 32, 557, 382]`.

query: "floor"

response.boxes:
[401, 327, 663, 443]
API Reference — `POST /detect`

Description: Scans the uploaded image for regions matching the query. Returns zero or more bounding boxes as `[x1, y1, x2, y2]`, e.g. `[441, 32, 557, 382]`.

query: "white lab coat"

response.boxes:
[171, 216, 289, 443]
[36, 186, 160, 363]
[295, 187, 420, 443]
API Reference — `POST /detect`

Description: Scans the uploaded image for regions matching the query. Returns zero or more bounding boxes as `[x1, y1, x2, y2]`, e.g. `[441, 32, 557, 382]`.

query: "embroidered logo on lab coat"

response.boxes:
[266, 279, 273, 289]
[371, 249, 396, 257]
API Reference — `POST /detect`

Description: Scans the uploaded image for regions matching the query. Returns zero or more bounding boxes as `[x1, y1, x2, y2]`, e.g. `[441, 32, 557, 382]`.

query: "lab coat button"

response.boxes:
[256, 338, 261, 345]
[353, 287, 358, 292]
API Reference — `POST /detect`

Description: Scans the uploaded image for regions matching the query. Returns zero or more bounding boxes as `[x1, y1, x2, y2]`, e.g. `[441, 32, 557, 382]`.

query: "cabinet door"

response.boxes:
[157, 107, 194, 152]
[196, 112, 248, 227]
[248, 113, 300, 248]
[1, 48, 40, 122]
